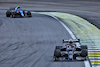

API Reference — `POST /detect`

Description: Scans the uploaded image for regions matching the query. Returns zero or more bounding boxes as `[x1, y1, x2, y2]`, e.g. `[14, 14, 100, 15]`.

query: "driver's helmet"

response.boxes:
[69, 40, 73, 43]
[69, 39, 72, 40]
[17, 6, 20, 8]
[69, 39, 73, 44]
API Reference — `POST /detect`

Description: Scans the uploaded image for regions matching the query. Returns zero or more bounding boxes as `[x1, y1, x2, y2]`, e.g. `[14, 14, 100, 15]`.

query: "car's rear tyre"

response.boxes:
[27, 11, 32, 17]
[54, 49, 61, 58]
[81, 49, 87, 57]
[6, 11, 11, 17]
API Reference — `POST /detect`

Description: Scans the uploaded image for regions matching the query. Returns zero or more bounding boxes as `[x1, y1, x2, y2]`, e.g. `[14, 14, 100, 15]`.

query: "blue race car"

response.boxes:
[6, 7, 32, 18]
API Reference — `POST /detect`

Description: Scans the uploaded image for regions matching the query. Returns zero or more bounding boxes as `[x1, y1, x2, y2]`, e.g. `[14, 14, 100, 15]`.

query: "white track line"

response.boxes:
[32, 12, 91, 67]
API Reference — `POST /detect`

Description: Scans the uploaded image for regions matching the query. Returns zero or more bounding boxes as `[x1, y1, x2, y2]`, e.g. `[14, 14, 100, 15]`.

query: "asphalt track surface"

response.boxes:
[0, 0, 99, 67]
[0, 11, 86, 67]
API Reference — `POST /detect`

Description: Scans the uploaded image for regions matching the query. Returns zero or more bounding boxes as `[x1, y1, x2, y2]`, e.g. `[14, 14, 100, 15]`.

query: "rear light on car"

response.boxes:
[68, 45, 69, 48]
[71, 45, 72, 47]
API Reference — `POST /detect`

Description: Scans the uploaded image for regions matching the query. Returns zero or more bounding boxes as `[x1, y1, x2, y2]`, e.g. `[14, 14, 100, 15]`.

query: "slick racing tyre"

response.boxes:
[27, 11, 32, 17]
[81, 49, 87, 57]
[54, 49, 61, 58]
[6, 11, 11, 17]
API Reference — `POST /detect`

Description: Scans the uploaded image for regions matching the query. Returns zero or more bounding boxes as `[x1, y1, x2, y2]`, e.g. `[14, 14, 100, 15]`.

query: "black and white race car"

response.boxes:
[6, 7, 32, 18]
[53, 39, 88, 61]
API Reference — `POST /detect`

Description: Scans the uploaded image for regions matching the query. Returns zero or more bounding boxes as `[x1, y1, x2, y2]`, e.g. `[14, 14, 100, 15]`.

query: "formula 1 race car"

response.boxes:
[53, 39, 88, 61]
[6, 7, 32, 18]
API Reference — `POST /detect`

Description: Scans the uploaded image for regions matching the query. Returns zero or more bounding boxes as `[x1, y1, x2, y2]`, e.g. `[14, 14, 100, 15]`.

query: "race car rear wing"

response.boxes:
[63, 39, 80, 43]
